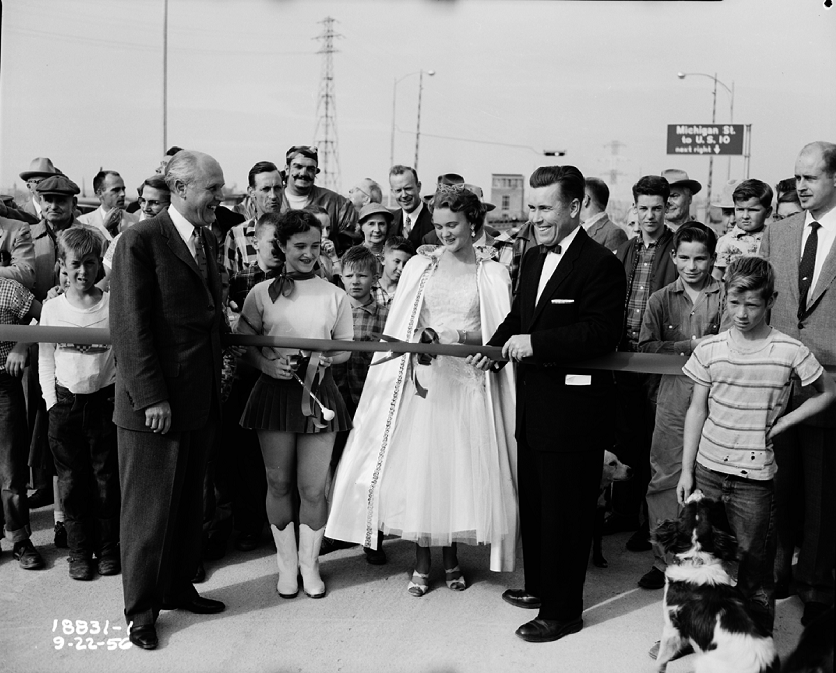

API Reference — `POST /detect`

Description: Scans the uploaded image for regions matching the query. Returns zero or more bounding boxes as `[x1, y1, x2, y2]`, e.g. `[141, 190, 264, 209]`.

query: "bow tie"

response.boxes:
[540, 243, 562, 256]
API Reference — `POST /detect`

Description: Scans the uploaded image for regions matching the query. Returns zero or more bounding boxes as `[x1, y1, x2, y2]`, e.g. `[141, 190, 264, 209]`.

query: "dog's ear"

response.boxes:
[710, 529, 739, 563]
[652, 519, 680, 553]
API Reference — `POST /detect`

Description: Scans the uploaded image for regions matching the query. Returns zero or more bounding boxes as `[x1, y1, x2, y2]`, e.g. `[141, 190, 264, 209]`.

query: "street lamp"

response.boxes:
[677, 72, 735, 212]
[389, 69, 435, 173]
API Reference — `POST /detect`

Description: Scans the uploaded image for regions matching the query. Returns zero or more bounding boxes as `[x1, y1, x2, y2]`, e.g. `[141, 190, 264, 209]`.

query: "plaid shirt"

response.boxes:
[331, 297, 389, 411]
[624, 237, 658, 348]
[493, 222, 536, 294]
[0, 278, 35, 371]
[228, 263, 278, 311]
[222, 218, 258, 280]
[371, 283, 395, 309]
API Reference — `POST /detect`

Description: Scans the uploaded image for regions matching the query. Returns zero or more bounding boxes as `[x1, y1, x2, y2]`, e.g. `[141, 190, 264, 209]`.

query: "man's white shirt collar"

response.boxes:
[32, 196, 42, 216]
[169, 205, 199, 258]
[582, 212, 606, 232]
[536, 225, 580, 303]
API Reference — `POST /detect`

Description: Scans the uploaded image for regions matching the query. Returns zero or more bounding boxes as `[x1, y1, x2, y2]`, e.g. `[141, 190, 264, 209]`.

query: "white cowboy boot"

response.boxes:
[270, 523, 299, 598]
[298, 524, 326, 598]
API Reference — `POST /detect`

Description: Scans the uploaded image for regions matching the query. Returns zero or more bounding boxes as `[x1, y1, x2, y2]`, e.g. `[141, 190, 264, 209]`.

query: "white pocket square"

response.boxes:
[550, 299, 574, 305]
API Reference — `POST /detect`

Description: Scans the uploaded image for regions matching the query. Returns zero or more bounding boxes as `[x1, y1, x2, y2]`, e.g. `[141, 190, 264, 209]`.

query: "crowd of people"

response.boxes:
[0, 140, 834, 655]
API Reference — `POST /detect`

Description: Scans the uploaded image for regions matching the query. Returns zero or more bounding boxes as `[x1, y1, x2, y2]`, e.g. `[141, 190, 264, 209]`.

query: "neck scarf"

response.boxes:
[267, 263, 316, 302]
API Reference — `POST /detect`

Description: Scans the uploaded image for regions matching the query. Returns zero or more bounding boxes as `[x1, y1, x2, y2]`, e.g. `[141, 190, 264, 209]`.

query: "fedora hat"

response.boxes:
[711, 179, 741, 209]
[661, 169, 702, 195]
[357, 202, 394, 224]
[20, 157, 58, 181]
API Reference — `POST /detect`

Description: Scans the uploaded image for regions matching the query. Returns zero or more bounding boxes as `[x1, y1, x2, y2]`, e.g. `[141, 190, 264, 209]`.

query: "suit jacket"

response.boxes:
[489, 227, 626, 451]
[110, 210, 224, 433]
[0, 217, 36, 290]
[585, 214, 628, 252]
[761, 212, 836, 426]
[78, 207, 139, 241]
[389, 206, 434, 250]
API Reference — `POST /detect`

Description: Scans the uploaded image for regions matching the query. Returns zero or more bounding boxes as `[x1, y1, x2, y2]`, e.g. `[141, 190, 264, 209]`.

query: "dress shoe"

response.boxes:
[515, 617, 583, 643]
[649, 640, 694, 660]
[203, 535, 227, 561]
[638, 567, 666, 590]
[13, 540, 45, 570]
[53, 521, 68, 549]
[129, 624, 158, 650]
[773, 579, 791, 600]
[192, 562, 206, 583]
[601, 513, 639, 536]
[502, 589, 541, 610]
[626, 520, 652, 552]
[319, 536, 357, 556]
[27, 488, 54, 509]
[234, 532, 261, 552]
[97, 555, 121, 576]
[68, 556, 95, 581]
[801, 601, 830, 626]
[162, 595, 225, 614]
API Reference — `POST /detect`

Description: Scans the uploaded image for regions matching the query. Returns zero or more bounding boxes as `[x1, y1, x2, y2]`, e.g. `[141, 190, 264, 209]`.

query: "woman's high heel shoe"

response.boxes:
[407, 571, 430, 597]
[444, 566, 467, 591]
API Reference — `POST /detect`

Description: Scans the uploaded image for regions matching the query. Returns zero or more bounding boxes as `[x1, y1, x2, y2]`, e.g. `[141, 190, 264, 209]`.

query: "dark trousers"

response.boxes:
[518, 436, 602, 621]
[118, 416, 215, 627]
[48, 384, 119, 558]
[773, 422, 836, 606]
[1, 371, 32, 543]
[611, 370, 659, 522]
[221, 368, 266, 537]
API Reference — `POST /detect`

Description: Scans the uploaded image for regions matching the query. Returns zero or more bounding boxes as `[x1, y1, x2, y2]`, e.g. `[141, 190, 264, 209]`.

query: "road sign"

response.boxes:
[667, 124, 745, 156]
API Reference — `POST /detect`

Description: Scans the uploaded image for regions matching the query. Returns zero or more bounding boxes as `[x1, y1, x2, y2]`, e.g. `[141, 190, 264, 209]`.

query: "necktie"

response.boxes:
[192, 228, 209, 283]
[798, 222, 820, 318]
[405, 214, 412, 233]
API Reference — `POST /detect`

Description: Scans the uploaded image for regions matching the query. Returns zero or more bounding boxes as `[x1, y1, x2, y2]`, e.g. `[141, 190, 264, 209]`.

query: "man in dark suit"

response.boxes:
[387, 165, 434, 248]
[111, 150, 227, 650]
[471, 165, 625, 642]
[762, 141, 836, 626]
[580, 177, 627, 252]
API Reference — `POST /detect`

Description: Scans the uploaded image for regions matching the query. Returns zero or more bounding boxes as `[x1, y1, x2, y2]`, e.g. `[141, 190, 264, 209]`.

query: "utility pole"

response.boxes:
[162, 0, 168, 154]
[313, 17, 342, 192]
[604, 140, 627, 185]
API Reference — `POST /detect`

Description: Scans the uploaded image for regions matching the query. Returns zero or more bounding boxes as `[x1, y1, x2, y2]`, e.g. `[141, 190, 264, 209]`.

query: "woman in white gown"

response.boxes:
[326, 186, 517, 595]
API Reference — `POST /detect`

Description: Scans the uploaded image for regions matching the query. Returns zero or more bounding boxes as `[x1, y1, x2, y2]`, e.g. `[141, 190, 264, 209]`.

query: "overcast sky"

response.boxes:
[1, 0, 834, 207]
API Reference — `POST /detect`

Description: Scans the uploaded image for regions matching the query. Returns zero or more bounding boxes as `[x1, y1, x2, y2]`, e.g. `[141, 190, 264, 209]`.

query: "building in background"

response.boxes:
[489, 173, 526, 224]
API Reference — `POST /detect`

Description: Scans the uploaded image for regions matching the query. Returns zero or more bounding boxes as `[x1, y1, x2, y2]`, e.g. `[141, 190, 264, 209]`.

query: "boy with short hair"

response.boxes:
[39, 227, 119, 581]
[713, 179, 773, 280]
[0, 278, 45, 570]
[678, 255, 836, 633]
[373, 236, 414, 308]
[636, 223, 726, 591]
[228, 212, 283, 314]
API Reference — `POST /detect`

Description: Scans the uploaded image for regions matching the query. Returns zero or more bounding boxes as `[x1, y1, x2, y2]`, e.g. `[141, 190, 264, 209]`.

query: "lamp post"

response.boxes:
[389, 69, 435, 173]
[677, 72, 735, 215]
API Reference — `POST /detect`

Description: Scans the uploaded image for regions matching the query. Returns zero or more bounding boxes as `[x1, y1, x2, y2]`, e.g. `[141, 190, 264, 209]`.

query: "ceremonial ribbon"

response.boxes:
[2, 325, 834, 377]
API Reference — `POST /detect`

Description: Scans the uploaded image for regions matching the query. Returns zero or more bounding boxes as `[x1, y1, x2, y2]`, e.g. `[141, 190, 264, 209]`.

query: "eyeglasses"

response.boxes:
[349, 186, 370, 198]
[27, 178, 44, 186]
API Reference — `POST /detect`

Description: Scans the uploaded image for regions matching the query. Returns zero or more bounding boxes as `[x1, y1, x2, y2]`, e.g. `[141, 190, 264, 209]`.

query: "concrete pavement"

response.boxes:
[2, 506, 805, 673]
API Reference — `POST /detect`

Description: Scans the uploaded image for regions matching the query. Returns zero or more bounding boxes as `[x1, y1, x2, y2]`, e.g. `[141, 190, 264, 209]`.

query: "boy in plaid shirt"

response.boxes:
[0, 278, 44, 570]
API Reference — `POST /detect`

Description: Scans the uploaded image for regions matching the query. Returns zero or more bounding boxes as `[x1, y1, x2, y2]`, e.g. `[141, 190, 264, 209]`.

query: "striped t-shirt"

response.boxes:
[682, 328, 823, 480]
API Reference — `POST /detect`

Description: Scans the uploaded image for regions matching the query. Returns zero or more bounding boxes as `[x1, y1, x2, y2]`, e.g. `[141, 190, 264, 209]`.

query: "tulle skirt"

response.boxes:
[377, 355, 512, 548]
[240, 369, 351, 434]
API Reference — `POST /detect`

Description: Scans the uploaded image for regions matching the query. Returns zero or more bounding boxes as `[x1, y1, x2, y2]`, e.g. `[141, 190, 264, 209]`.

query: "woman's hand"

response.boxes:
[318, 355, 333, 369]
[263, 354, 295, 380]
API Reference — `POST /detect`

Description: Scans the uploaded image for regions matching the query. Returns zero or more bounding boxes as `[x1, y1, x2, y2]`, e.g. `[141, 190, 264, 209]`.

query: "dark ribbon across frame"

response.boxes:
[1, 325, 834, 377]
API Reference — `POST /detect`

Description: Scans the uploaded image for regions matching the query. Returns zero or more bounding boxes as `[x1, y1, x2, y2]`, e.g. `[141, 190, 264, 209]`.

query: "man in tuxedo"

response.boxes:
[111, 150, 227, 650]
[387, 165, 434, 248]
[471, 165, 625, 642]
[761, 140, 836, 626]
[581, 177, 627, 252]
[78, 170, 138, 240]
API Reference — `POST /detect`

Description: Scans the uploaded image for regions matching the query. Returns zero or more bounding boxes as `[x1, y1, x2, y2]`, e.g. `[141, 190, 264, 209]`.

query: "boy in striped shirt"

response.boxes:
[677, 256, 836, 633]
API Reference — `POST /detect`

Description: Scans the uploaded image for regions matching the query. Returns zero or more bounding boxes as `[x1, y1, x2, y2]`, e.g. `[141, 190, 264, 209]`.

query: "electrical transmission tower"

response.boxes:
[604, 140, 627, 185]
[313, 17, 342, 192]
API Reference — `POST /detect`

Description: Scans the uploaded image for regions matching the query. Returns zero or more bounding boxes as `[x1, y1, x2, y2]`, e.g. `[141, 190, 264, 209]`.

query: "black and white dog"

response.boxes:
[652, 491, 780, 673]
[592, 450, 633, 568]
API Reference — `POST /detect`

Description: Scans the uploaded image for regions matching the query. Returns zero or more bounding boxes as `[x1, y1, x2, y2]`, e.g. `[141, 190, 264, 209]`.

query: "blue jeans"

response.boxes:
[0, 370, 32, 543]
[695, 462, 776, 633]
[47, 384, 119, 558]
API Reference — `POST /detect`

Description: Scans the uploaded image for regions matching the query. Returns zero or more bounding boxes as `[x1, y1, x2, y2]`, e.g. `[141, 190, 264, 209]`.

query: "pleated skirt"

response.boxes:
[240, 369, 351, 434]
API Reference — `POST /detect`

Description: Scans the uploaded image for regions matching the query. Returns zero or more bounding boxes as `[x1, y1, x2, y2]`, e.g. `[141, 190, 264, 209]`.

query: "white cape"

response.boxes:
[326, 249, 518, 571]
